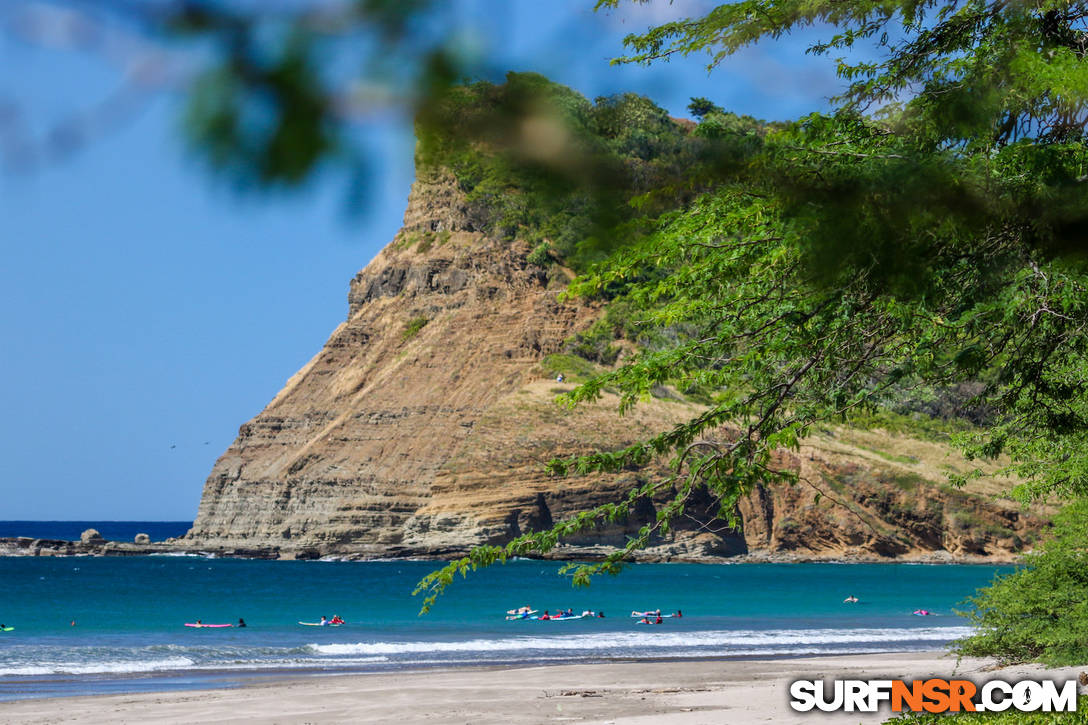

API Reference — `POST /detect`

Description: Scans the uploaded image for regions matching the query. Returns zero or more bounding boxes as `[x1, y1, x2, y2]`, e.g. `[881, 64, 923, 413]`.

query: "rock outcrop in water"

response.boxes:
[182, 174, 1045, 562]
[0, 536, 177, 557]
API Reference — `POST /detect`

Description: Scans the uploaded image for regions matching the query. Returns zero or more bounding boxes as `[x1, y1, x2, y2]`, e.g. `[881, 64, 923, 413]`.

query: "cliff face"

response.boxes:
[188, 175, 591, 555]
[186, 176, 1044, 561]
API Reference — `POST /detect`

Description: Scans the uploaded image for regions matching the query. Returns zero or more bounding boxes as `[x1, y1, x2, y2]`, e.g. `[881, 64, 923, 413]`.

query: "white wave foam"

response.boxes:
[307, 626, 971, 656]
[0, 657, 196, 676]
[188, 656, 390, 671]
[0, 655, 392, 677]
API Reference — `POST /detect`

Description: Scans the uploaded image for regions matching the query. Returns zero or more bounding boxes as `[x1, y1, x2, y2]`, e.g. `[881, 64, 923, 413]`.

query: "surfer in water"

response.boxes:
[843, 595, 859, 603]
[237, 618, 247, 628]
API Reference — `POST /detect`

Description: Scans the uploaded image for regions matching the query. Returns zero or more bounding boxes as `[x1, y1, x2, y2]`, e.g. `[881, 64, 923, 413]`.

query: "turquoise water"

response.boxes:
[0, 557, 1011, 700]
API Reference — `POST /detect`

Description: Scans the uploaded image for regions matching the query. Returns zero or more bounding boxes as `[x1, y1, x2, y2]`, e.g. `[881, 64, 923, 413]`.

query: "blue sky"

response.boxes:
[0, 1, 847, 520]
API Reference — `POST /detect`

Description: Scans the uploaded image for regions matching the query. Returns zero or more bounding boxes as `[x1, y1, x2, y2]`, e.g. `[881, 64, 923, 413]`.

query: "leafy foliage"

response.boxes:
[415, 72, 769, 269]
[687, 97, 723, 119]
[169, 0, 463, 196]
[954, 499, 1088, 666]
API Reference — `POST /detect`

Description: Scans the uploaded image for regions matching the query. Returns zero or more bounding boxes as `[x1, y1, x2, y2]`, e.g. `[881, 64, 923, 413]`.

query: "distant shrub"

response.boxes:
[526, 241, 552, 267]
[402, 317, 429, 340]
[954, 499, 1088, 666]
[539, 353, 600, 383]
[687, 97, 723, 119]
[565, 321, 619, 365]
[777, 518, 799, 534]
[415, 231, 436, 254]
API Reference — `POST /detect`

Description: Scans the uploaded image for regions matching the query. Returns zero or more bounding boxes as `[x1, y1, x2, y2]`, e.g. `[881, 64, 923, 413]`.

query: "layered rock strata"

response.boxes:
[184, 175, 1043, 562]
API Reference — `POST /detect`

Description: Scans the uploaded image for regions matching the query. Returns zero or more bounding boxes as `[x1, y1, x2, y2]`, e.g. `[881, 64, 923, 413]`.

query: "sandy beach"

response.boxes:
[3, 651, 1084, 724]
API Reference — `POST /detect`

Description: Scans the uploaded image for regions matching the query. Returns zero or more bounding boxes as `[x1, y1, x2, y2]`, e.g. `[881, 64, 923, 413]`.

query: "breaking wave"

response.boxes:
[307, 626, 971, 657]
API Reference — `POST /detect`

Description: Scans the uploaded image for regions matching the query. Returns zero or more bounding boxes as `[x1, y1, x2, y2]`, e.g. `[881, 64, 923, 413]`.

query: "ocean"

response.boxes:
[0, 552, 1012, 701]
[0, 522, 191, 542]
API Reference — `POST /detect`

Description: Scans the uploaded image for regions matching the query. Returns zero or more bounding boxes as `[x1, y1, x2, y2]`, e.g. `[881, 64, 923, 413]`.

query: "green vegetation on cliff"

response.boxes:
[415, 71, 764, 269]
[955, 499, 1088, 666]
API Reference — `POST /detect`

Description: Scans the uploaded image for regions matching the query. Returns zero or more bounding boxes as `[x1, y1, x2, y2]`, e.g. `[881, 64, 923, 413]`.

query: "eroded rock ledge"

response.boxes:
[0, 535, 1029, 564]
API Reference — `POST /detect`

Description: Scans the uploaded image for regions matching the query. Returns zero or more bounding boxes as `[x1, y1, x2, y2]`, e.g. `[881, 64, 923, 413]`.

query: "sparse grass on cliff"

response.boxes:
[402, 317, 429, 340]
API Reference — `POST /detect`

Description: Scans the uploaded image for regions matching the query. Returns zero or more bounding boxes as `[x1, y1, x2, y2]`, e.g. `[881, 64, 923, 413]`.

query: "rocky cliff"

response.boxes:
[184, 175, 1044, 562]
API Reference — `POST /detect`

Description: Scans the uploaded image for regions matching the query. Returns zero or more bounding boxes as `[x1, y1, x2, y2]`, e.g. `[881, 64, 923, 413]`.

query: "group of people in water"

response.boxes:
[506, 606, 687, 623]
[505, 606, 606, 620]
[188, 616, 346, 628]
[633, 609, 682, 625]
[539, 609, 603, 620]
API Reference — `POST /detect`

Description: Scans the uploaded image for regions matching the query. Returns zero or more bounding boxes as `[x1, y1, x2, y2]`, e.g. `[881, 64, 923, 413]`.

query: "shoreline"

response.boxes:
[3, 650, 1084, 724]
[0, 537, 1025, 565]
[0, 649, 949, 703]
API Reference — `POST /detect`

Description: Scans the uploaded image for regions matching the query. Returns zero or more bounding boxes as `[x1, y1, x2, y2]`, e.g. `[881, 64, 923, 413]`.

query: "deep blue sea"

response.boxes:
[0, 550, 1013, 701]
[0, 522, 191, 542]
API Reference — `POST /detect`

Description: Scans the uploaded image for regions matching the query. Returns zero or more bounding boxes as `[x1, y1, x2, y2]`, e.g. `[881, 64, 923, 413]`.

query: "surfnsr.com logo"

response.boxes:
[789, 678, 1078, 713]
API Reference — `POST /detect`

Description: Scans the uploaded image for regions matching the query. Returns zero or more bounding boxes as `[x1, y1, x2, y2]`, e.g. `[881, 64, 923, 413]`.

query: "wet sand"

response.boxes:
[3, 651, 1084, 724]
